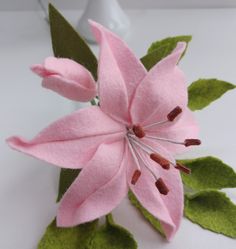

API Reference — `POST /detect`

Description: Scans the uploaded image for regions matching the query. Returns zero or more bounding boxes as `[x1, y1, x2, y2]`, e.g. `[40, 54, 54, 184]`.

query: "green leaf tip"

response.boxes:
[179, 156, 236, 192]
[128, 191, 165, 237]
[141, 35, 191, 70]
[147, 35, 192, 54]
[188, 78, 235, 111]
[184, 190, 236, 238]
[49, 4, 98, 79]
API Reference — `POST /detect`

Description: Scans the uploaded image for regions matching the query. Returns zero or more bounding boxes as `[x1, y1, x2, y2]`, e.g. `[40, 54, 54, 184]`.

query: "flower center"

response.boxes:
[126, 106, 201, 195]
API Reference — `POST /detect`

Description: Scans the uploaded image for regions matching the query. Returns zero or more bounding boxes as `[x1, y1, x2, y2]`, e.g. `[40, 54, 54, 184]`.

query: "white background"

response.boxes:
[0, 2, 236, 249]
[1, 0, 236, 10]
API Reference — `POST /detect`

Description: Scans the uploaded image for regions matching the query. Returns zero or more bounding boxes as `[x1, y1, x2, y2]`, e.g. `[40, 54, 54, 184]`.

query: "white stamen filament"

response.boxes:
[131, 141, 157, 180]
[145, 135, 185, 145]
[129, 135, 176, 166]
[125, 137, 141, 170]
[143, 120, 169, 129]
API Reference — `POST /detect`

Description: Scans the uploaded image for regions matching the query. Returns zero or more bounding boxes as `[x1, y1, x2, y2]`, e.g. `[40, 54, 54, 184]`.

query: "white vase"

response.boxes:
[77, 0, 130, 43]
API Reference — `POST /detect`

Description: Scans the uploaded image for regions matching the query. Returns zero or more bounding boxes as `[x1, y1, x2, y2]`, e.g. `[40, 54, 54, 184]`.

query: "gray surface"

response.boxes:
[1, 0, 236, 11]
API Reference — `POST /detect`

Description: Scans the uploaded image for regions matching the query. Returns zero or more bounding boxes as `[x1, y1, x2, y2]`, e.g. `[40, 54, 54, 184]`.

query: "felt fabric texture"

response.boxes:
[89, 20, 147, 125]
[7, 21, 199, 240]
[179, 156, 236, 191]
[57, 141, 128, 226]
[38, 219, 98, 249]
[127, 140, 183, 240]
[32, 57, 97, 102]
[88, 214, 137, 249]
[57, 169, 81, 202]
[38, 215, 137, 249]
[7, 106, 125, 168]
[49, 4, 98, 79]
[131, 42, 187, 126]
[146, 108, 199, 155]
[147, 35, 192, 56]
[184, 190, 236, 238]
[141, 35, 192, 71]
[188, 78, 235, 111]
[128, 191, 165, 236]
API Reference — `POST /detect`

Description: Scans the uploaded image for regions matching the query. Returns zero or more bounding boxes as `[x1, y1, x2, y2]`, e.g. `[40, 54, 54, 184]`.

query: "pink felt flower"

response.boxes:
[7, 21, 200, 240]
[31, 57, 97, 101]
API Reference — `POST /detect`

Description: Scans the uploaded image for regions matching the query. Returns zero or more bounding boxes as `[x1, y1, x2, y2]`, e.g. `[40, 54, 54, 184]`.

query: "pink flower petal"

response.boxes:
[130, 42, 188, 126]
[7, 106, 125, 169]
[31, 64, 52, 77]
[31, 57, 97, 102]
[89, 21, 147, 125]
[57, 140, 128, 226]
[146, 107, 199, 155]
[127, 141, 183, 240]
[41, 75, 97, 102]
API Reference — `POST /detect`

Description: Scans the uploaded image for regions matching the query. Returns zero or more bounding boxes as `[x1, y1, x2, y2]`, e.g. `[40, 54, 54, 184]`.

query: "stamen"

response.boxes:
[145, 135, 185, 145]
[131, 140, 158, 181]
[126, 137, 141, 170]
[150, 153, 170, 170]
[133, 125, 145, 138]
[143, 120, 168, 129]
[131, 170, 141, 185]
[175, 163, 191, 174]
[129, 136, 152, 154]
[155, 178, 169, 195]
[167, 106, 182, 121]
[129, 136, 176, 166]
[184, 139, 201, 147]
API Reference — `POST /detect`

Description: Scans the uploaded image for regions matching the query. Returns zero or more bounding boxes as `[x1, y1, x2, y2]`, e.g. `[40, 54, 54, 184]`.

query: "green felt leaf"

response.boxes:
[141, 35, 191, 70]
[128, 191, 165, 236]
[188, 78, 235, 111]
[49, 4, 97, 79]
[179, 157, 236, 192]
[38, 219, 98, 249]
[184, 190, 236, 238]
[87, 214, 137, 249]
[57, 169, 80, 202]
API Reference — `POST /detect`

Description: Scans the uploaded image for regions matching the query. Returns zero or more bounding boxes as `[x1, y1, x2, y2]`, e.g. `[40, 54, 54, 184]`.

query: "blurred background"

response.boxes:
[1, 0, 236, 10]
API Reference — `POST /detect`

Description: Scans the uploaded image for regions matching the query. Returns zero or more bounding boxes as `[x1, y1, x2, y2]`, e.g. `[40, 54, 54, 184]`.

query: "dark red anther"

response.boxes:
[133, 125, 145, 138]
[184, 139, 201, 147]
[175, 163, 191, 174]
[131, 170, 141, 185]
[155, 178, 169, 195]
[167, 106, 182, 121]
[150, 153, 170, 170]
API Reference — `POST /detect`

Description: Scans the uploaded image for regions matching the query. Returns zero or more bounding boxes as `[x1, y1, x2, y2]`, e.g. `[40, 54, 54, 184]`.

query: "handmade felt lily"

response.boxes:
[7, 21, 200, 240]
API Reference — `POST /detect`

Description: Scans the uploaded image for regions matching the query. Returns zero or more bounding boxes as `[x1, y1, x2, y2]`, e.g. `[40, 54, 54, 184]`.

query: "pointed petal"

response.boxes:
[146, 108, 200, 155]
[31, 57, 97, 102]
[127, 142, 183, 240]
[131, 42, 187, 125]
[57, 141, 128, 226]
[89, 21, 147, 125]
[7, 106, 125, 169]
